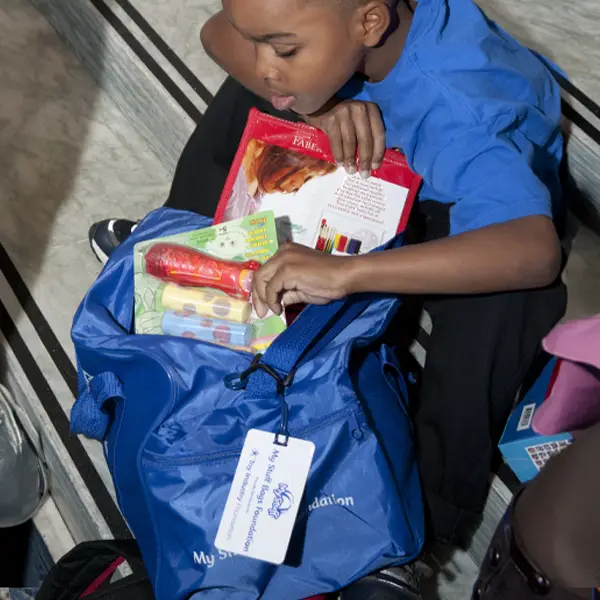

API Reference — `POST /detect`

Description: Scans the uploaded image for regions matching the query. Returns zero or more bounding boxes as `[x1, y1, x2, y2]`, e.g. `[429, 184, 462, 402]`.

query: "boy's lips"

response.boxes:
[271, 94, 296, 111]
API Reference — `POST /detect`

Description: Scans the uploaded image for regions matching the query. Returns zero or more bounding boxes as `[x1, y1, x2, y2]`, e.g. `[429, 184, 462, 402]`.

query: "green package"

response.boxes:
[133, 211, 286, 352]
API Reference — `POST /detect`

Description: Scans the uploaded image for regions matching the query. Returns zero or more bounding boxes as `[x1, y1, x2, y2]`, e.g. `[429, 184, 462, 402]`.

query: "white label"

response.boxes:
[517, 403, 536, 431]
[215, 429, 315, 565]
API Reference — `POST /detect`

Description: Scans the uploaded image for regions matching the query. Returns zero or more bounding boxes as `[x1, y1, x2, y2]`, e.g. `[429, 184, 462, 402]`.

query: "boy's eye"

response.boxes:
[274, 47, 299, 59]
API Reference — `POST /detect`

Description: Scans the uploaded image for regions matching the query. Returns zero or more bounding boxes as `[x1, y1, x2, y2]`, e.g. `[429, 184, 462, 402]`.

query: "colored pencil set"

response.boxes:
[315, 219, 363, 255]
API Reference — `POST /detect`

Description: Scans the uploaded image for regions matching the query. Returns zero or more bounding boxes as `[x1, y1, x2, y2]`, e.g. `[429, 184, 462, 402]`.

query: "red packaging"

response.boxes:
[144, 242, 259, 300]
[214, 109, 421, 251]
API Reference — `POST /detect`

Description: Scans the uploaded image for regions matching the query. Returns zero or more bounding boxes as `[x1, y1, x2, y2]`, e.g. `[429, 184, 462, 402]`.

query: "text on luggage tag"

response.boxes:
[215, 429, 315, 565]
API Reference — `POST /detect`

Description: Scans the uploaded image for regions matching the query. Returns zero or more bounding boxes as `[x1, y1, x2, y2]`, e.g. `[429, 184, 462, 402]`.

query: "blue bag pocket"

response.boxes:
[141, 408, 369, 600]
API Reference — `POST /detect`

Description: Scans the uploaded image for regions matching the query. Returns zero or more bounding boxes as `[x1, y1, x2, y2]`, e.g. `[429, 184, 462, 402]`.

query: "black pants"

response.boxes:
[165, 77, 567, 545]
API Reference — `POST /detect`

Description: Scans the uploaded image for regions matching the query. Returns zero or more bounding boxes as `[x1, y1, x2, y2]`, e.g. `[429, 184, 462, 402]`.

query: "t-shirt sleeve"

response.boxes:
[408, 104, 556, 236]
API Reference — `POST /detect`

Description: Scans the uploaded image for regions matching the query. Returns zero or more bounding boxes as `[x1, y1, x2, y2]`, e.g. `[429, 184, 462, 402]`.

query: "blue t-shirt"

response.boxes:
[342, 0, 563, 235]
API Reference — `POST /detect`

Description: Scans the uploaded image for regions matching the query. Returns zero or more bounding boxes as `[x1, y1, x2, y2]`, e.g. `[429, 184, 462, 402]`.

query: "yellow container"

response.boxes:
[161, 284, 252, 323]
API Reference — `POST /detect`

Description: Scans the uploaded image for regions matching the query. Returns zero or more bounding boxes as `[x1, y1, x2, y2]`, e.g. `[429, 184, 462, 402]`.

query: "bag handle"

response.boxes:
[71, 369, 125, 441]
[71, 298, 367, 442]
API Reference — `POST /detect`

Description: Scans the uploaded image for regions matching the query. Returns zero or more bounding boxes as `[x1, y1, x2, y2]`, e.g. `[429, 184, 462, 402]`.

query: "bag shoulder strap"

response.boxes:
[245, 295, 376, 398]
[247, 237, 405, 393]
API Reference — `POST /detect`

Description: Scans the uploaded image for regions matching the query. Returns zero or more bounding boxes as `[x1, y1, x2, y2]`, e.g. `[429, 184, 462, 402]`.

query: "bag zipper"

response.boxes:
[143, 406, 363, 467]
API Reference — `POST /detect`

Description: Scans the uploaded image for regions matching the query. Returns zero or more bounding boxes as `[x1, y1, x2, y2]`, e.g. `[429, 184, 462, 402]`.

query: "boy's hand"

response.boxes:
[252, 244, 353, 318]
[306, 100, 386, 177]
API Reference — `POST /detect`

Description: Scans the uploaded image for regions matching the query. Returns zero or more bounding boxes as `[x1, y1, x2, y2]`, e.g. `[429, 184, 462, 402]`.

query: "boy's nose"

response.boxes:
[255, 45, 282, 83]
[256, 61, 280, 84]
[260, 68, 281, 85]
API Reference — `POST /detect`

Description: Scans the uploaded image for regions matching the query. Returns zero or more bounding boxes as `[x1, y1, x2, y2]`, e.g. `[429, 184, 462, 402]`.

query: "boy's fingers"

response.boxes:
[252, 276, 269, 319]
[368, 104, 386, 169]
[255, 247, 296, 316]
[281, 290, 303, 308]
[253, 257, 280, 318]
[265, 271, 286, 316]
[252, 291, 268, 319]
[338, 116, 357, 174]
[326, 122, 345, 166]
[352, 104, 374, 176]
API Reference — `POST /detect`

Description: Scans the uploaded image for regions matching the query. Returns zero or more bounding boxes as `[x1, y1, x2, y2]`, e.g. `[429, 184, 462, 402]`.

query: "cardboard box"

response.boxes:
[499, 357, 573, 483]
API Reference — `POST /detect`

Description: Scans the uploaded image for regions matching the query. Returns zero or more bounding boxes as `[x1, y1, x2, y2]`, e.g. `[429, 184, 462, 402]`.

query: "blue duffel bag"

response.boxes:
[70, 207, 424, 600]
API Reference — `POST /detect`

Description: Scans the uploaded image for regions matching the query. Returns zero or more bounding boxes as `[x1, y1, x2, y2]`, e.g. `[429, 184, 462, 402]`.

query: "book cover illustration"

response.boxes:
[214, 109, 421, 254]
[133, 211, 285, 353]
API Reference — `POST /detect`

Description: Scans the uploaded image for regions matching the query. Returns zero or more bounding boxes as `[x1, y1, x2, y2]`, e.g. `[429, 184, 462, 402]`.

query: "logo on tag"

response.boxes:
[268, 483, 294, 520]
[215, 429, 315, 564]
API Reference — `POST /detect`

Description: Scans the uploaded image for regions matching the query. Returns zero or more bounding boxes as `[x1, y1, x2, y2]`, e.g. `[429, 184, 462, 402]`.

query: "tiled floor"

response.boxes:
[564, 219, 600, 320]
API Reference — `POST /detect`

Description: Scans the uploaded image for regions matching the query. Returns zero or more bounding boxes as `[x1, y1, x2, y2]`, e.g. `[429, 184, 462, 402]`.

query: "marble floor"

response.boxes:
[476, 0, 600, 103]
[0, 0, 169, 547]
[123, 0, 225, 97]
[0, 0, 171, 487]
[0, 591, 36, 600]
[0, 0, 169, 359]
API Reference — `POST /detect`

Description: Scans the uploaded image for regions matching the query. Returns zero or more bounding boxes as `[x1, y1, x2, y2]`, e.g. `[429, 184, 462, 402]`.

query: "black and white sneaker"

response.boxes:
[88, 218, 138, 264]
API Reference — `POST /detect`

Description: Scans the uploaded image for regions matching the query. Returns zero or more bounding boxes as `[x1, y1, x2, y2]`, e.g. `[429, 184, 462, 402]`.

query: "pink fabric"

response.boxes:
[80, 557, 125, 597]
[532, 314, 600, 435]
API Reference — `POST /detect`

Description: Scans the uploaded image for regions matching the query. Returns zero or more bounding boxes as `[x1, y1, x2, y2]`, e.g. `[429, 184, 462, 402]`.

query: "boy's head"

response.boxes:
[223, 0, 397, 115]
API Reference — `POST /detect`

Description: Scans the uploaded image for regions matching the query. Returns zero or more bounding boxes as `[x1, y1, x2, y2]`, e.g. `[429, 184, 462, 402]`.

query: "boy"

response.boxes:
[89, 0, 567, 595]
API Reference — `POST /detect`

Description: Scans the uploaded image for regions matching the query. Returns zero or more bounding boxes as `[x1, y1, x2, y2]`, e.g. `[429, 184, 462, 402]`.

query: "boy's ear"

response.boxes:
[352, 0, 393, 48]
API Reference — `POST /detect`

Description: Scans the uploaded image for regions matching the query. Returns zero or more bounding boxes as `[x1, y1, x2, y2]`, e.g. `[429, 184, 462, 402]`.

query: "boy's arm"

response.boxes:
[252, 215, 561, 317]
[348, 214, 561, 294]
[200, 12, 272, 101]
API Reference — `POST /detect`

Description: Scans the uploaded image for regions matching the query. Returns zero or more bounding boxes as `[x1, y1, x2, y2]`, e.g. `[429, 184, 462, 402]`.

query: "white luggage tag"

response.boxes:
[215, 429, 315, 565]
